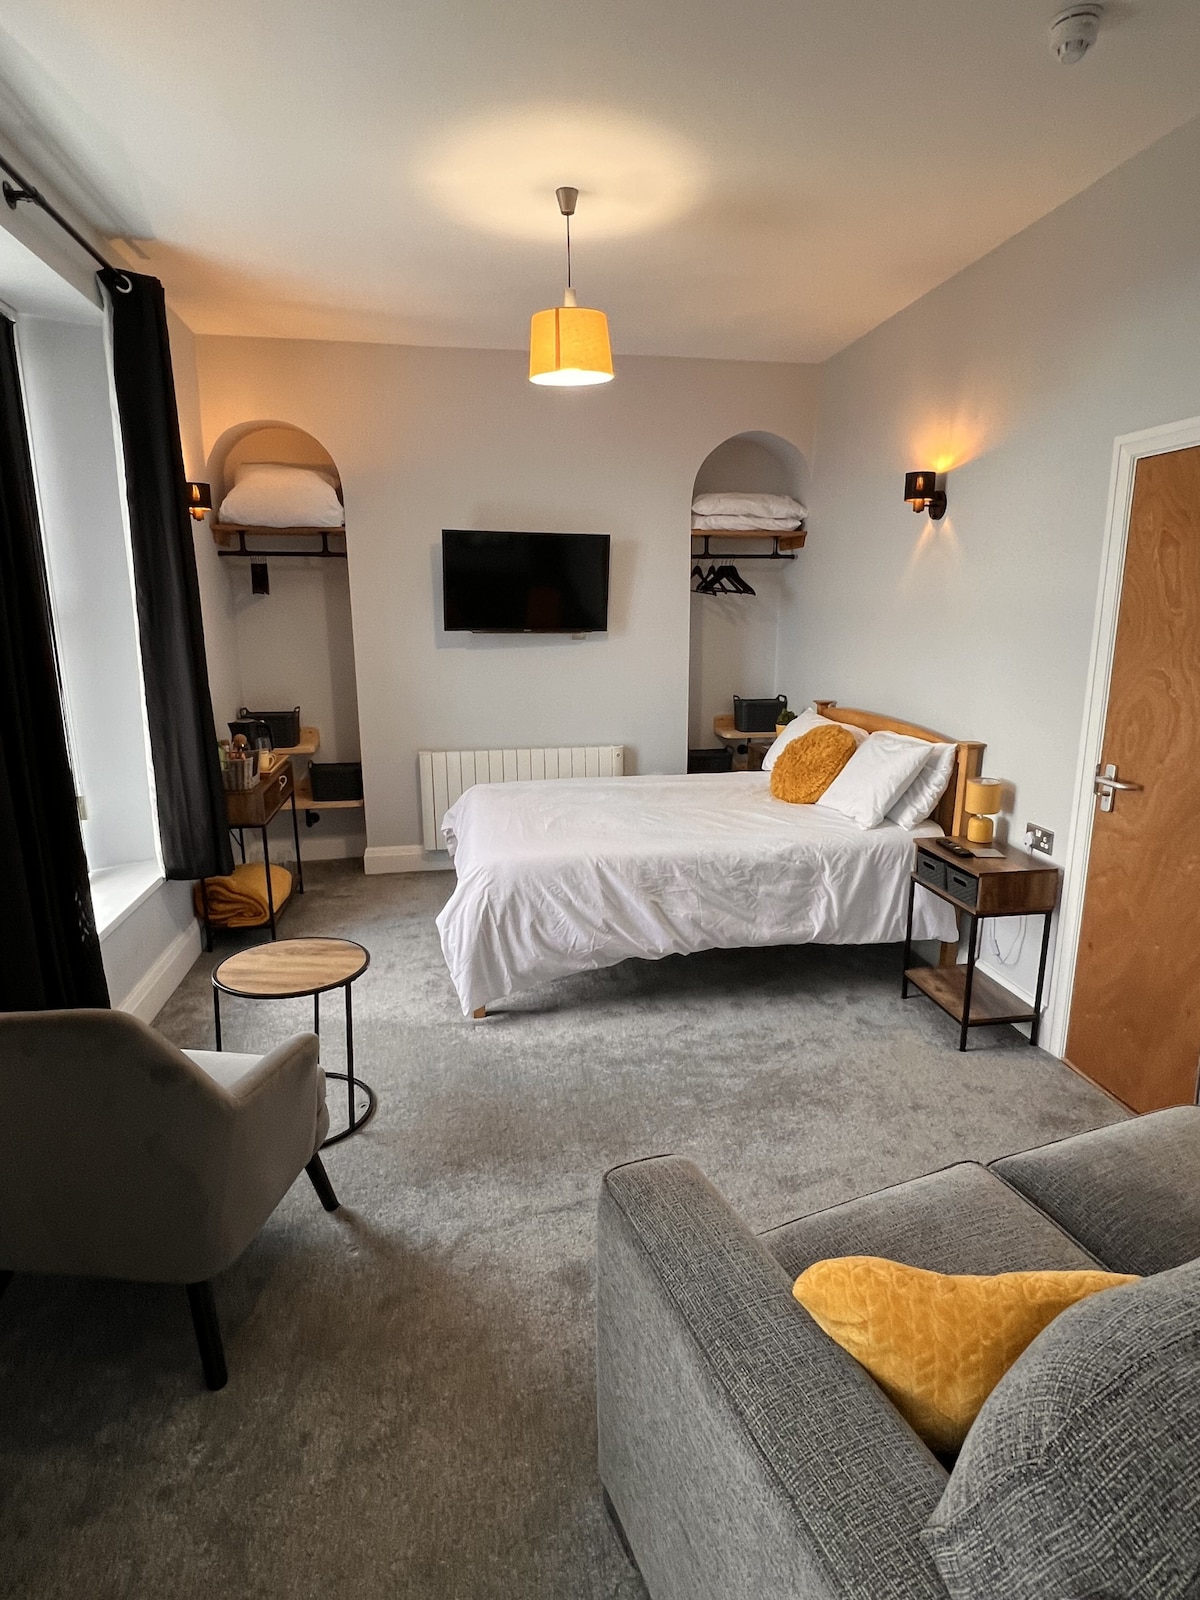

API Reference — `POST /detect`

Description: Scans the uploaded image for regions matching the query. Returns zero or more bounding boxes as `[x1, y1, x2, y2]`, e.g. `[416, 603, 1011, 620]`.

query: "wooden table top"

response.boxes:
[213, 937, 370, 997]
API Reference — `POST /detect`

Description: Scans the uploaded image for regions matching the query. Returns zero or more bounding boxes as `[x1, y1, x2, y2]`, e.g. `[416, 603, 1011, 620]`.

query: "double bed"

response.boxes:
[435, 704, 983, 1017]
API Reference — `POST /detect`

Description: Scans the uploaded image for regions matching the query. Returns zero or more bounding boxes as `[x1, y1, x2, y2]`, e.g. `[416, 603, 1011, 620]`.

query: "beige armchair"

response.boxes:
[0, 1008, 339, 1390]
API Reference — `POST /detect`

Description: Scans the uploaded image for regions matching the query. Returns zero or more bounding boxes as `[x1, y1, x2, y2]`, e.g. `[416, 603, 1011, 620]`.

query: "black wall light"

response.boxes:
[903, 469, 947, 521]
[186, 481, 212, 521]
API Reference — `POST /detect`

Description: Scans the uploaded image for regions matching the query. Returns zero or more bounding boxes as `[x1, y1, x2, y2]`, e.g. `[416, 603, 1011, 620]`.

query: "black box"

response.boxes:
[308, 761, 363, 801]
[732, 695, 787, 733]
[687, 747, 734, 774]
[239, 706, 300, 748]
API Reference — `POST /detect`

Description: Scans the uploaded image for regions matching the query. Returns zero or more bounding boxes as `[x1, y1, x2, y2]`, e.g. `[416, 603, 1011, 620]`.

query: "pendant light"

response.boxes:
[529, 186, 614, 387]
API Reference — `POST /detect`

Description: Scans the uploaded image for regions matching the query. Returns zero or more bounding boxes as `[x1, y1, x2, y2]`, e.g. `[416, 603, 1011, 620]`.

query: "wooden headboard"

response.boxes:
[812, 701, 984, 840]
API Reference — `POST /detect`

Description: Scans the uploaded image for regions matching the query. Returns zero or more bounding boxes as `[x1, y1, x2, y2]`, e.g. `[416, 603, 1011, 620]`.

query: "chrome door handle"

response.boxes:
[1094, 762, 1144, 812]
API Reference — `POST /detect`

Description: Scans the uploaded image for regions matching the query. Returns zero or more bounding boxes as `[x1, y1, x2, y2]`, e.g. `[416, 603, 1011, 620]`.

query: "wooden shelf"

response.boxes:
[295, 777, 364, 812]
[692, 527, 807, 550]
[212, 522, 346, 545]
[904, 965, 1034, 1027]
[275, 726, 320, 757]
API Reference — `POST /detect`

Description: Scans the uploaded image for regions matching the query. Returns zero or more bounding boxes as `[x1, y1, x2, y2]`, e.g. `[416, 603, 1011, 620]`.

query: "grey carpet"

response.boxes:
[0, 862, 1123, 1599]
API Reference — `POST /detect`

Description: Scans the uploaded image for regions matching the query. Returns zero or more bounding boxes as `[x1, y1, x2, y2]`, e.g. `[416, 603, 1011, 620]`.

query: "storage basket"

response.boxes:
[308, 761, 363, 801]
[238, 706, 300, 748]
[221, 754, 259, 793]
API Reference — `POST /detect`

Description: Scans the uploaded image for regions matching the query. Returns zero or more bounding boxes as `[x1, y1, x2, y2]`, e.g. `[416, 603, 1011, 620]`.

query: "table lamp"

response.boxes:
[964, 778, 1003, 844]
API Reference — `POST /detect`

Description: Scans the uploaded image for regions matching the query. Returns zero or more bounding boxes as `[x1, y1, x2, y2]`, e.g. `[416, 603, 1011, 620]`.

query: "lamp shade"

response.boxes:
[529, 306, 614, 387]
[904, 470, 936, 503]
[965, 777, 1003, 815]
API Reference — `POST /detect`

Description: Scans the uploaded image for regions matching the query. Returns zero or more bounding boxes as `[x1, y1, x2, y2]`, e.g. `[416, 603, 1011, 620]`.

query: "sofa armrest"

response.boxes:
[597, 1157, 949, 1600]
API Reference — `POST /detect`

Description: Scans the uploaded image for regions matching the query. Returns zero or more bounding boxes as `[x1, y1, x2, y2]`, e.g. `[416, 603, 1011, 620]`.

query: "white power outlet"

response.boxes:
[1025, 824, 1054, 856]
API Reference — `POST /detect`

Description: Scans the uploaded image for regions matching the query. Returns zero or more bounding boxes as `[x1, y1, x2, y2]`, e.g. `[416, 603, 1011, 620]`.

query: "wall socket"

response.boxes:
[1025, 824, 1054, 856]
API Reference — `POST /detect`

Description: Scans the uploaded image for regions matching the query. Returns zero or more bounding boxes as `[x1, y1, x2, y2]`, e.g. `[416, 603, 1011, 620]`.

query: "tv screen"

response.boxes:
[442, 530, 610, 634]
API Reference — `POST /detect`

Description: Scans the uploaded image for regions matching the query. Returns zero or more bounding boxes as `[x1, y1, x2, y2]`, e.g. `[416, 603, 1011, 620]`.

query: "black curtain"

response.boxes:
[0, 317, 109, 1009]
[100, 269, 232, 880]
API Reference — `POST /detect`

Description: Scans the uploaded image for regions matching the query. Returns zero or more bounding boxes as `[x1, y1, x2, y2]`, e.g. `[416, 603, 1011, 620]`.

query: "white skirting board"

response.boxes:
[364, 844, 454, 875]
[114, 919, 201, 1022]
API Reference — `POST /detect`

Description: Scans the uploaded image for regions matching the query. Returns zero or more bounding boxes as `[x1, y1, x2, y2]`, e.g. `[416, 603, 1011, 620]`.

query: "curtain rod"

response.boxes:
[0, 150, 117, 275]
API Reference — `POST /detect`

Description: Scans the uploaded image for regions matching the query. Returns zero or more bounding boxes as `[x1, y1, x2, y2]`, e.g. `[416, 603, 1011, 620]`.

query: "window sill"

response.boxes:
[89, 860, 164, 939]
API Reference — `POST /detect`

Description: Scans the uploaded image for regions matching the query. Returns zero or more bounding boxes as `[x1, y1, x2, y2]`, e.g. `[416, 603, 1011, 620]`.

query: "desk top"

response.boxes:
[213, 937, 370, 998]
[712, 714, 778, 745]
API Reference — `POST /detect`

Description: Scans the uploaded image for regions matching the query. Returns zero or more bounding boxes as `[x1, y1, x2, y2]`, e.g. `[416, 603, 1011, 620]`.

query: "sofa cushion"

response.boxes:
[921, 1258, 1200, 1600]
[793, 1257, 1137, 1456]
[761, 1163, 1103, 1281]
[991, 1106, 1200, 1274]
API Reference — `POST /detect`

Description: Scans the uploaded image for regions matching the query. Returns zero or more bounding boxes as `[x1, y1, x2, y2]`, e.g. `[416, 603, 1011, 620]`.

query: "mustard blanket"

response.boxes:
[194, 863, 293, 927]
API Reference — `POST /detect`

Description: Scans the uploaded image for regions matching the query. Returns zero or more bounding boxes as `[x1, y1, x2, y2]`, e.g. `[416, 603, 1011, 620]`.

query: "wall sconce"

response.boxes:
[903, 469, 947, 521]
[187, 481, 213, 521]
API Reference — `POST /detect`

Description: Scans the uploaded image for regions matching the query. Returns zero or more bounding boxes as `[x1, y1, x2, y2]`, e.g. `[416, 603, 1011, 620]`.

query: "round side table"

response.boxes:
[211, 937, 376, 1146]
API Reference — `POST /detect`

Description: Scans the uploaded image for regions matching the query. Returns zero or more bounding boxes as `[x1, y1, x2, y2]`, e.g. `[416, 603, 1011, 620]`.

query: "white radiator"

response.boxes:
[418, 745, 625, 850]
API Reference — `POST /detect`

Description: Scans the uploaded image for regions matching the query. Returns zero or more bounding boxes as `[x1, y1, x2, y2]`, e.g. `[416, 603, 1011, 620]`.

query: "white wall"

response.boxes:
[193, 340, 818, 860]
[781, 112, 1200, 1004]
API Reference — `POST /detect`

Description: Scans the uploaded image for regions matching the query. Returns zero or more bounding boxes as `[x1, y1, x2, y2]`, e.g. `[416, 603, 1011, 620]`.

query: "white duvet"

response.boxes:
[435, 772, 958, 1015]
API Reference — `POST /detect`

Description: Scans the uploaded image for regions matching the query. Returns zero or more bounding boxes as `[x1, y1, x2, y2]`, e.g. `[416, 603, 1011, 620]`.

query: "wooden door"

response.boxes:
[1065, 444, 1200, 1111]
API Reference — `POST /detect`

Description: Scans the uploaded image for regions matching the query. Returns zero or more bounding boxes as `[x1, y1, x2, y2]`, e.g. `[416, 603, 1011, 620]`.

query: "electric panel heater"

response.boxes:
[419, 745, 625, 851]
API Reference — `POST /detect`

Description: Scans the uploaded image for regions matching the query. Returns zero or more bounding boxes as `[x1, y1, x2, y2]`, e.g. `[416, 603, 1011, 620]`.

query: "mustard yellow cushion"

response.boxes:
[792, 1256, 1139, 1455]
[770, 724, 857, 804]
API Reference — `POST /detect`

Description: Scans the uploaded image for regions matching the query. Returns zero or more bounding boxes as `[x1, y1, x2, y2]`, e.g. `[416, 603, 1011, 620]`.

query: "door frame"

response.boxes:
[1046, 412, 1200, 1060]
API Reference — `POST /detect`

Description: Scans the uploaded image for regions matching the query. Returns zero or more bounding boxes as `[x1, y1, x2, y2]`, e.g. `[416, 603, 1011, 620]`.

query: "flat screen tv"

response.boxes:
[442, 530, 610, 634]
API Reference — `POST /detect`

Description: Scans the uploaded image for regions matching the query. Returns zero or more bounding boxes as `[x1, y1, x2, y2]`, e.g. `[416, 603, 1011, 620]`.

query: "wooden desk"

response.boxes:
[712, 715, 777, 772]
[200, 758, 305, 948]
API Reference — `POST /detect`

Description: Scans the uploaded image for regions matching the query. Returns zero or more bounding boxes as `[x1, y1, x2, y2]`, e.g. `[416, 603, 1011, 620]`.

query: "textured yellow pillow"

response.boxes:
[793, 1256, 1139, 1455]
[770, 724, 858, 804]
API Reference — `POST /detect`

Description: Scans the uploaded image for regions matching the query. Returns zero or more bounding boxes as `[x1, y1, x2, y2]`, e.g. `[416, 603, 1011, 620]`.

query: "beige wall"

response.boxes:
[192, 338, 817, 858]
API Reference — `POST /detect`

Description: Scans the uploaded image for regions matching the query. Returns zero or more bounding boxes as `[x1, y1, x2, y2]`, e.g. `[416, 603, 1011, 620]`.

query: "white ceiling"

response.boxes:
[1, 0, 1199, 361]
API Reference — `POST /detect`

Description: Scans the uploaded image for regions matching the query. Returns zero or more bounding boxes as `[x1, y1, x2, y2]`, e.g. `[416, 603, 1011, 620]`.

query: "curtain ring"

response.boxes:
[112, 273, 134, 293]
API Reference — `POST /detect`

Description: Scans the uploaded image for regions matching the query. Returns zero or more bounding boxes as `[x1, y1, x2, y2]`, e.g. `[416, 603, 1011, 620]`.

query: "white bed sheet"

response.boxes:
[436, 771, 958, 1014]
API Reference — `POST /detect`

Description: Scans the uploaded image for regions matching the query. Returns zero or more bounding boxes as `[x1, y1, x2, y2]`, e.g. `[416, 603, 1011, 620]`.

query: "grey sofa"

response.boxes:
[597, 1109, 1200, 1599]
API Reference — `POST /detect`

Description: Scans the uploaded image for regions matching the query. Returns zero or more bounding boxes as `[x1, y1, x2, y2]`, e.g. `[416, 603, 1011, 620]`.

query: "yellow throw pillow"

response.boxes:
[770, 724, 858, 805]
[792, 1256, 1139, 1455]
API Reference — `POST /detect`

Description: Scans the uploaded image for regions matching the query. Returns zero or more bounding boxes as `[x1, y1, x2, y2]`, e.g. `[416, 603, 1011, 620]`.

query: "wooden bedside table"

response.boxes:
[901, 838, 1061, 1051]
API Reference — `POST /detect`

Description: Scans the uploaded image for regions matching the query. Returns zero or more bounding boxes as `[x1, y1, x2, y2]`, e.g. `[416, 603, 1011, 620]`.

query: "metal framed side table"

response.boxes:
[211, 937, 377, 1146]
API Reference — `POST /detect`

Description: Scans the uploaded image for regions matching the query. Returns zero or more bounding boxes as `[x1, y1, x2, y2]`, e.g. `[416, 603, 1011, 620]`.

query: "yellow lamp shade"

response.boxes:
[529, 305, 614, 387]
[965, 778, 1003, 815]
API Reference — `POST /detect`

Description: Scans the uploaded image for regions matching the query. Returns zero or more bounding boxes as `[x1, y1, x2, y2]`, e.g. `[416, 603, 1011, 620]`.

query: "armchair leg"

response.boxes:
[186, 1281, 228, 1391]
[0, 1270, 12, 1300]
[305, 1153, 340, 1212]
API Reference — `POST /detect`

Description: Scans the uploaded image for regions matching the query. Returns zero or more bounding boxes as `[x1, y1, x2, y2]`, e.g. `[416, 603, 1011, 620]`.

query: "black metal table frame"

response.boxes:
[901, 875, 1054, 1052]
[211, 941, 377, 1147]
[199, 787, 306, 952]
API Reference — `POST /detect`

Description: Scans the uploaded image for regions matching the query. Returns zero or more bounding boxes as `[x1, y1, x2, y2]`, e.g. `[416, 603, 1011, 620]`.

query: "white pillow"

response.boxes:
[887, 742, 957, 829]
[762, 709, 867, 773]
[219, 463, 345, 529]
[234, 459, 340, 490]
[817, 732, 934, 829]
[691, 492, 807, 520]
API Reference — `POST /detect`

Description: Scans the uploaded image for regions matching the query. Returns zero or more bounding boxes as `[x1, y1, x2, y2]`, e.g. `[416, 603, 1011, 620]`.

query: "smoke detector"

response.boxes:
[1049, 4, 1104, 64]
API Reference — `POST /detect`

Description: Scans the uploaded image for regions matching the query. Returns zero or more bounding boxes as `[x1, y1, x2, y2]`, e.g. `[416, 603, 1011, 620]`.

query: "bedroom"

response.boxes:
[2, 2, 1200, 1597]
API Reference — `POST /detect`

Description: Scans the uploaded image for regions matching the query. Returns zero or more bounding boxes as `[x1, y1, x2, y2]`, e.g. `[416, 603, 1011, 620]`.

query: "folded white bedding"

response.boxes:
[692, 492, 807, 519]
[691, 514, 803, 531]
[435, 771, 957, 1014]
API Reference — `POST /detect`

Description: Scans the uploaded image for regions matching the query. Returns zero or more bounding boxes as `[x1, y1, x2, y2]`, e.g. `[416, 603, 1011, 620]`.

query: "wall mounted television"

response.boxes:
[442, 530, 610, 634]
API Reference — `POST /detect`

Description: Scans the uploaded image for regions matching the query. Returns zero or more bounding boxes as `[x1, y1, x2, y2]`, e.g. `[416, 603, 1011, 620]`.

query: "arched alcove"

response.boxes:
[687, 430, 809, 761]
[206, 421, 363, 859]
